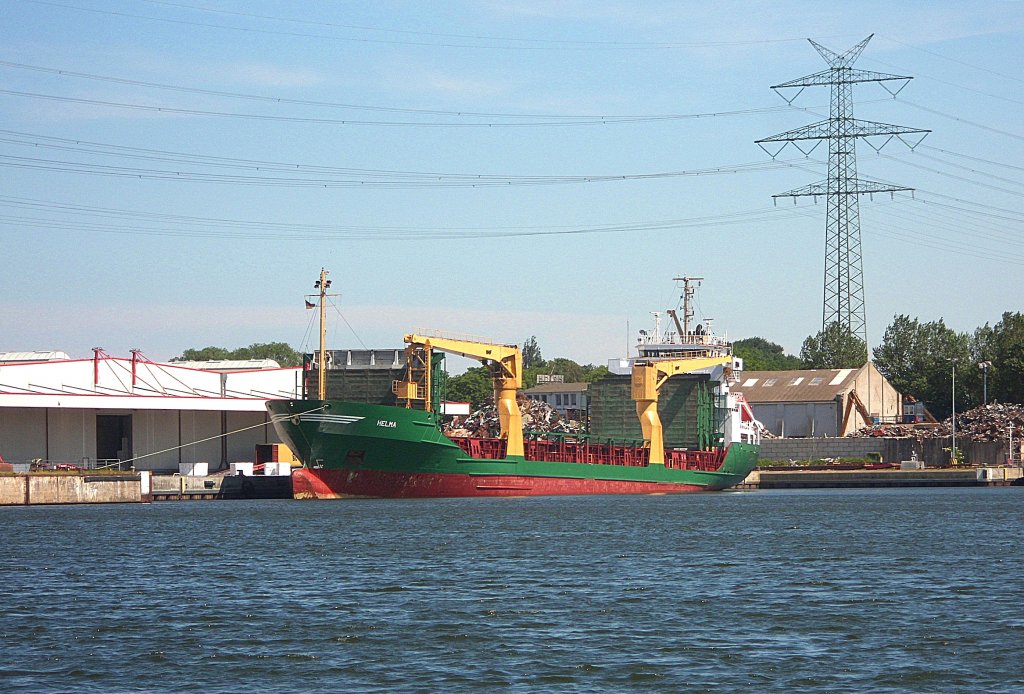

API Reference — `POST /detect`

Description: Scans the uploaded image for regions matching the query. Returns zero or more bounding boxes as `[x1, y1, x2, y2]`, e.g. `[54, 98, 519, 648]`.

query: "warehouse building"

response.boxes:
[0, 350, 301, 471]
[523, 381, 589, 419]
[732, 363, 901, 437]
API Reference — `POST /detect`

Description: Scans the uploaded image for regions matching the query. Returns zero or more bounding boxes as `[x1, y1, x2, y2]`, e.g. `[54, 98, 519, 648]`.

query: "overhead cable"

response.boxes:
[21, 0, 842, 51]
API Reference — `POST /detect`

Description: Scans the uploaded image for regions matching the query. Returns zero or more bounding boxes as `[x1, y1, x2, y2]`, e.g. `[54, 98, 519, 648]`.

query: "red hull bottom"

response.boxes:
[292, 467, 706, 499]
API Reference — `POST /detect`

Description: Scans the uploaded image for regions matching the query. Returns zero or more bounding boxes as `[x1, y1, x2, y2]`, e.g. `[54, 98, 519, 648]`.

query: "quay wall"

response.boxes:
[0, 474, 142, 505]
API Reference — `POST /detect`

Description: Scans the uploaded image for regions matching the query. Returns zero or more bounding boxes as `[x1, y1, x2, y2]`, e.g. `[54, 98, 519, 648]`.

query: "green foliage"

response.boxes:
[445, 366, 493, 409]
[543, 358, 586, 383]
[522, 336, 544, 369]
[582, 364, 610, 383]
[872, 314, 971, 419]
[175, 346, 232, 362]
[734, 337, 802, 371]
[800, 323, 868, 369]
[988, 312, 1024, 404]
[172, 342, 301, 367]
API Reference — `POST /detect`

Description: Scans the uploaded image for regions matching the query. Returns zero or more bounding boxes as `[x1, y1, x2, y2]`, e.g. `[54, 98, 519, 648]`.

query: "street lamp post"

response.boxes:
[951, 361, 957, 466]
[978, 361, 991, 405]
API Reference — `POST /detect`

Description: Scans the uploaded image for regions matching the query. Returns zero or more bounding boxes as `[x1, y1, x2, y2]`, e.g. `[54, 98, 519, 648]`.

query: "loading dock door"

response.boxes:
[96, 414, 132, 464]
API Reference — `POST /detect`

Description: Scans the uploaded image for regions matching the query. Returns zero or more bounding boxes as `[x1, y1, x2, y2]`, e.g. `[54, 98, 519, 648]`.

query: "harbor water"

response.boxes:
[1, 488, 1022, 692]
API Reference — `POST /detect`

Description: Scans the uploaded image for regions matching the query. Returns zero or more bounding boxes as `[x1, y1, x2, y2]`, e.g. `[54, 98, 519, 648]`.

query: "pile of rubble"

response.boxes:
[932, 402, 1024, 442]
[851, 402, 1024, 442]
[443, 397, 586, 438]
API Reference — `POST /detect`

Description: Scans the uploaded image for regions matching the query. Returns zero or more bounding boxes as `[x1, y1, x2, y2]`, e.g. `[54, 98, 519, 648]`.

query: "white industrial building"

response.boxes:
[0, 351, 301, 472]
[732, 363, 902, 438]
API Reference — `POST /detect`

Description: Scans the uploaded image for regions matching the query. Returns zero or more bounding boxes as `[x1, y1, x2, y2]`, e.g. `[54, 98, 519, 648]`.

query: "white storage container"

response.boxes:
[264, 462, 292, 476]
[179, 462, 208, 476]
[230, 462, 254, 476]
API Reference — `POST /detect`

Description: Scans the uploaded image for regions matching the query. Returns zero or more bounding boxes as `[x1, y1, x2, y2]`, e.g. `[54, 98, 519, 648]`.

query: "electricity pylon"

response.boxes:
[756, 34, 929, 346]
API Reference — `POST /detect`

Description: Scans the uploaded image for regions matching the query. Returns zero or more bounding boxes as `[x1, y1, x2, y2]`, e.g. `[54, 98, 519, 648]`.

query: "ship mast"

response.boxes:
[314, 269, 331, 400]
[673, 276, 703, 337]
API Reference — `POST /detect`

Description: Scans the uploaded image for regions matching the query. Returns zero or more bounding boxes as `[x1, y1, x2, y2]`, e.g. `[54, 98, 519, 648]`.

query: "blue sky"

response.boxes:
[1, 1, 1022, 367]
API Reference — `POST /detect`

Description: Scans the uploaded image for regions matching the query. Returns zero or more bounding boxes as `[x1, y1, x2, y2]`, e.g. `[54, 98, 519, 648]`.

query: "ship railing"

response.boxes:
[449, 432, 653, 467]
[450, 437, 507, 460]
[665, 449, 725, 471]
[637, 333, 731, 348]
[638, 348, 731, 361]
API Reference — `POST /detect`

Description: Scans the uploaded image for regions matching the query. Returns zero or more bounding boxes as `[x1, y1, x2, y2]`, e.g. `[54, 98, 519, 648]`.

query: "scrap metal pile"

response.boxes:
[444, 397, 586, 438]
[851, 402, 1024, 442]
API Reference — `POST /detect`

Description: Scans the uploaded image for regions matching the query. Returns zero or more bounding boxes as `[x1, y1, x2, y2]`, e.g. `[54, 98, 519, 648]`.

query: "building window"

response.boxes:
[789, 377, 804, 386]
[809, 377, 823, 386]
[763, 378, 777, 387]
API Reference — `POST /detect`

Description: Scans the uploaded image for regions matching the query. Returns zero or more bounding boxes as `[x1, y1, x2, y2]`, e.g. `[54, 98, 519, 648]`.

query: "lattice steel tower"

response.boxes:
[756, 35, 929, 345]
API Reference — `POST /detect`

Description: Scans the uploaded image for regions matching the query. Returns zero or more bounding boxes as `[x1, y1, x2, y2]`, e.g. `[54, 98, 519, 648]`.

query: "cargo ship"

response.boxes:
[268, 273, 761, 498]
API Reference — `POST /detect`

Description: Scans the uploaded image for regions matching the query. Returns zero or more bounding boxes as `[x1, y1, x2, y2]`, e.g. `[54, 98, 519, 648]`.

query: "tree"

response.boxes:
[582, 364, 610, 383]
[543, 357, 586, 383]
[734, 337, 802, 371]
[239, 342, 302, 367]
[873, 315, 926, 397]
[171, 342, 301, 367]
[989, 312, 1024, 404]
[873, 314, 971, 419]
[522, 336, 544, 369]
[174, 346, 232, 362]
[800, 323, 868, 369]
[522, 356, 587, 388]
[445, 366, 493, 409]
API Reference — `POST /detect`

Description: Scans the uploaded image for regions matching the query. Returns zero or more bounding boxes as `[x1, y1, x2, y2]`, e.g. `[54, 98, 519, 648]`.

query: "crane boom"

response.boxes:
[399, 334, 524, 457]
[631, 355, 731, 464]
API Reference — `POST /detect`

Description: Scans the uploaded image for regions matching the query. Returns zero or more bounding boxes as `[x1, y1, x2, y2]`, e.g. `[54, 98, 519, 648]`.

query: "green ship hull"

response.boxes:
[268, 400, 759, 499]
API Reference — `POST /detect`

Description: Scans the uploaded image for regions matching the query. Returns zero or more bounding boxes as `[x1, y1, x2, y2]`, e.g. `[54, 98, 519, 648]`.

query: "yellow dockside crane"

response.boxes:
[392, 331, 730, 465]
[631, 356, 732, 465]
[393, 334, 524, 457]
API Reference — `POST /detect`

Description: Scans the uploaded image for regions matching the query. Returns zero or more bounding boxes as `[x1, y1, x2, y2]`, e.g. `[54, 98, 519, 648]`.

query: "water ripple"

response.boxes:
[1, 488, 1022, 692]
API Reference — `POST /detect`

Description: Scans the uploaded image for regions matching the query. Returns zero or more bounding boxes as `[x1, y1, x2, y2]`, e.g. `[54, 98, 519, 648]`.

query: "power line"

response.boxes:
[877, 35, 1024, 85]
[0, 60, 812, 122]
[141, 0, 830, 49]
[905, 151, 1024, 189]
[879, 153, 1024, 198]
[0, 130, 808, 187]
[917, 190, 1024, 220]
[913, 190, 1024, 221]
[0, 196, 814, 241]
[864, 221, 1024, 265]
[866, 200, 1023, 247]
[0, 152, 803, 188]
[898, 99, 1024, 142]
[0, 87, 815, 128]
[920, 144, 1024, 174]
[862, 55, 1024, 106]
[20, 0, 843, 51]
[784, 200, 1024, 264]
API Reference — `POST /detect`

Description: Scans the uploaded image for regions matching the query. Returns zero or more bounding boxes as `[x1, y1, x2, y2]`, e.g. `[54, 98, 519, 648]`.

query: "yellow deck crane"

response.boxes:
[631, 355, 732, 465]
[393, 334, 524, 457]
